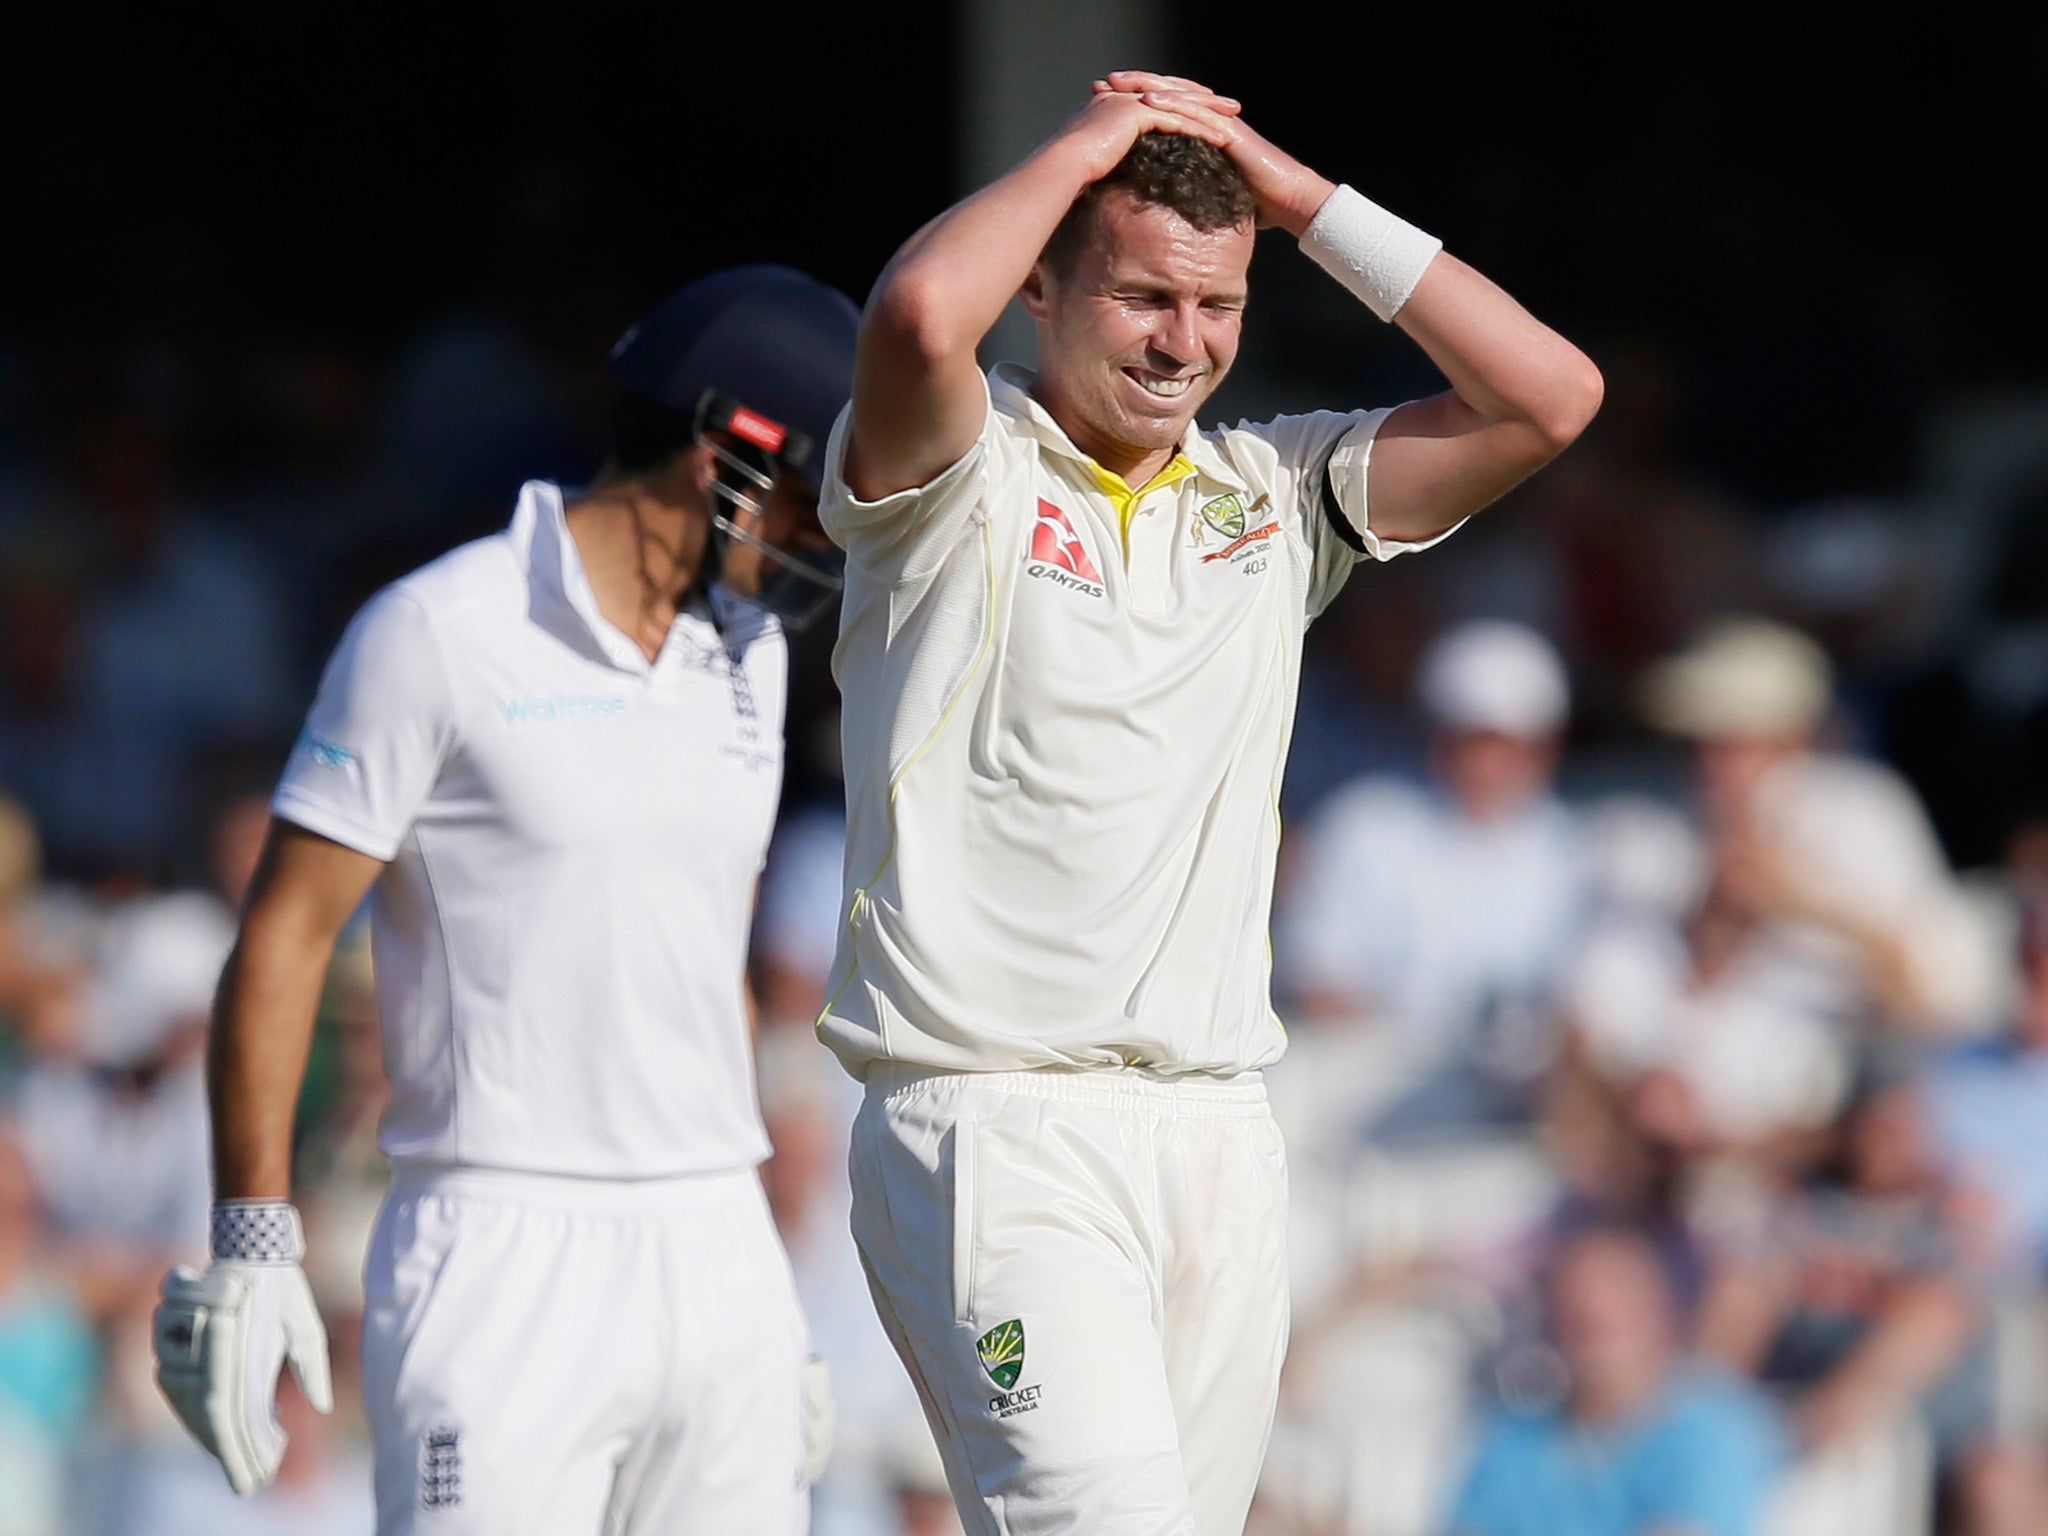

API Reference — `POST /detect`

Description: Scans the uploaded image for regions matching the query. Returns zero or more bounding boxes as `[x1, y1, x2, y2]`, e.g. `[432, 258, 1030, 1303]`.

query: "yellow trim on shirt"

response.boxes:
[1084, 455, 1197, 563]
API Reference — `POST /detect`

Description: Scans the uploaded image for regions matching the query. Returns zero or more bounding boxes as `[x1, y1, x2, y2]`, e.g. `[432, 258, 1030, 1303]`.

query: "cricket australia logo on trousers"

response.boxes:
[977, 1319, 1042, 1417]
[1026, 500, 1105, 599]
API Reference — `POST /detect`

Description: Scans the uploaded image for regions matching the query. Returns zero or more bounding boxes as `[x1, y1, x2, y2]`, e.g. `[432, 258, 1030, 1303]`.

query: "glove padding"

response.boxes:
[802, 1353, 835, 1484]
[154, 1258, 334, 1494]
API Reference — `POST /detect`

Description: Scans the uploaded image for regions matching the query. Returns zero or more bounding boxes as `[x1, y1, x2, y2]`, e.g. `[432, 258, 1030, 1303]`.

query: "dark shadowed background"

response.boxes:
[2, 3, 2044, 868]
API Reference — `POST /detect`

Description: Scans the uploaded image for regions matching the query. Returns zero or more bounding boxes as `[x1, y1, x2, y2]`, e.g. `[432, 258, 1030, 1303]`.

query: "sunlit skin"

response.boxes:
[1020, 190, 1255, 485]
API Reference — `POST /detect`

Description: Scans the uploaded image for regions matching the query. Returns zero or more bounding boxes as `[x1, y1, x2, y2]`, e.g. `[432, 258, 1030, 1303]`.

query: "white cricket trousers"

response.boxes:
[850, 1065, 1290, 1536]
[362, 1162, 809, 1536]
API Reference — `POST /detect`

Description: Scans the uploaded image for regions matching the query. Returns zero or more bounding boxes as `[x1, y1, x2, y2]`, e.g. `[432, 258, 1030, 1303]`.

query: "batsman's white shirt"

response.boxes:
[818, 366, 1451, 1080]
[273, 479, 783, 1178]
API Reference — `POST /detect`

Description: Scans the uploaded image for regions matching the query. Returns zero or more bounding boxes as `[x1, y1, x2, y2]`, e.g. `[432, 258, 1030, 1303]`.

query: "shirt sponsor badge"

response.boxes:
[1026, 500, 1106, 598]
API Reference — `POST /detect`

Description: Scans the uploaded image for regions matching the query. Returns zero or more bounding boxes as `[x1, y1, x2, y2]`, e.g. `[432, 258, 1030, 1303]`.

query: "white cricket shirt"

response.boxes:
[817, 366, 1455, 1079]
[274, 481, 784, 1177]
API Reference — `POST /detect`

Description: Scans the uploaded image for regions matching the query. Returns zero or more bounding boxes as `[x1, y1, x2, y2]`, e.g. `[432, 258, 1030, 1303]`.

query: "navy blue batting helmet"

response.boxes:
[605, 264, 859, 492]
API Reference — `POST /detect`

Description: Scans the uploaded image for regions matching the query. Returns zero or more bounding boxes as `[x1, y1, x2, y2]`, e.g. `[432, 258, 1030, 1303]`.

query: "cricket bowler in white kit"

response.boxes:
[148, 266, 861, 1534]
[819, 74, 1604, 1534]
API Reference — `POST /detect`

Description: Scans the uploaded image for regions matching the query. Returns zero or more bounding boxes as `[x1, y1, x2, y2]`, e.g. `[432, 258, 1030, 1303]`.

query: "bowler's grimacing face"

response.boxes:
[1023, 192, 1254, 471]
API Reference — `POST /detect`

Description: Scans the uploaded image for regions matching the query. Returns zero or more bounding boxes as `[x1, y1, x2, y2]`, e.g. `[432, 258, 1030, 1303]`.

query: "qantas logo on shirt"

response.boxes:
[1025, 499, 1105, 598]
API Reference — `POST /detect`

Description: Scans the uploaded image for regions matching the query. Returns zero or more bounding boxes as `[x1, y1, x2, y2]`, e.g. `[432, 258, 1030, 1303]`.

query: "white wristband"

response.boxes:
[1299, 184, 1443, 322]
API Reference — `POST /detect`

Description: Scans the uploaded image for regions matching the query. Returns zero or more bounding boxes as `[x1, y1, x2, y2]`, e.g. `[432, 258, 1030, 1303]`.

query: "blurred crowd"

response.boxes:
[2, 246, 2048, 1536]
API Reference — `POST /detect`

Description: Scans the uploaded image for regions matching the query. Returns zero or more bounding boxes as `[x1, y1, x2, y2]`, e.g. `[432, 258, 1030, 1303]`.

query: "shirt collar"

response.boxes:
[509, 479, 656, 675]
[988, 364, 1249, 496]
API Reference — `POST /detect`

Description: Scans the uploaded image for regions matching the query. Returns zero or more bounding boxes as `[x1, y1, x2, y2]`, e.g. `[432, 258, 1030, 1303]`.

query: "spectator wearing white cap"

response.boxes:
[1638, 614, 1993, 1036]
[1274, 619, 1595, 1131]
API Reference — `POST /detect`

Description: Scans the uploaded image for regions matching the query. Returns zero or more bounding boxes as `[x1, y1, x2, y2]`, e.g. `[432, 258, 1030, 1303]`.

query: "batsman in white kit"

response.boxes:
[819, 74, 1604, 1533]
[149, 265, 860, 1533]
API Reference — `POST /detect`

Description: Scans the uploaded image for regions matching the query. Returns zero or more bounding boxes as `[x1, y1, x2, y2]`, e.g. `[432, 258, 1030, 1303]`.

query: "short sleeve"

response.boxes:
[271, 587, 455, 861]
[1218, 407, 1462, 620]
[818, 375, 997, 584]
[1322, 410, 1468, 561]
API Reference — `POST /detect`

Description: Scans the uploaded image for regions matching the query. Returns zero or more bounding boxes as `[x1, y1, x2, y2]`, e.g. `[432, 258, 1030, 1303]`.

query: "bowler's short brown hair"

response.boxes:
[1039, 132, 1257, 280]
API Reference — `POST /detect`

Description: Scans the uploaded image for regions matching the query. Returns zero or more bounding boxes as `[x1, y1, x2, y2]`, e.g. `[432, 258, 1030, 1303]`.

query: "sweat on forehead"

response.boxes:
[1040, 132, 1257, 279]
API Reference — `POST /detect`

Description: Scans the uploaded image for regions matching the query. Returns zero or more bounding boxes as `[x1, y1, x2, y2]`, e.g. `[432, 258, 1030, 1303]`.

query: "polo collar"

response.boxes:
[509, 480, 658, 675]
[988, 365, 1249, 497]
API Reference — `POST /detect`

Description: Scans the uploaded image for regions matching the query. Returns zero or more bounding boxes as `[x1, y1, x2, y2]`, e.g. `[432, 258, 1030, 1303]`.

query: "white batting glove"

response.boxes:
[153, 1201, 334, 1495]
[802, 1353, 835, 1484]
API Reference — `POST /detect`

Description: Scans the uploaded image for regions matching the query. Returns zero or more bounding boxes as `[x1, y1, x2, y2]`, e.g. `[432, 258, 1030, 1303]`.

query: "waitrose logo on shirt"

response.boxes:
[495, 693, 628, 725]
